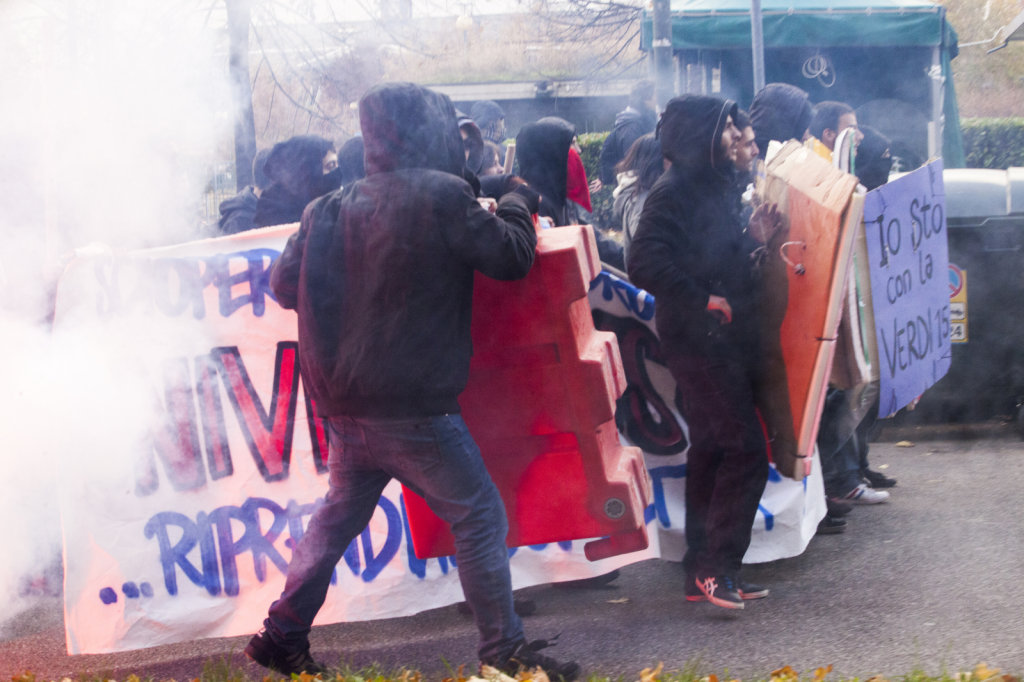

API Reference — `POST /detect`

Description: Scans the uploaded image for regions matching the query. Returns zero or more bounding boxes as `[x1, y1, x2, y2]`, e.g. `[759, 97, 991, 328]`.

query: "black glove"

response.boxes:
[510, 183, 541, 215]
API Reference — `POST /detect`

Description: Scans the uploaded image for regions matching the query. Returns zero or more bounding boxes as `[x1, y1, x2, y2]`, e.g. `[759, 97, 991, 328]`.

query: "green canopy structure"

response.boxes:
[641, 0, 965, 168]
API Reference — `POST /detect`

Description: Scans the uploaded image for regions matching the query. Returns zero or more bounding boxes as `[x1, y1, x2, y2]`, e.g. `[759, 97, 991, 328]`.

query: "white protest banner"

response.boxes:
[54, 227, 820, 655]
[862, 160, 952, 416]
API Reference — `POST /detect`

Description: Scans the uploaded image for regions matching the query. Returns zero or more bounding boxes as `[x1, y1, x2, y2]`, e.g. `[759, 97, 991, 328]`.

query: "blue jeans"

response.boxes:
[264, 414, 524, 663]
[817, 389, 863, 498]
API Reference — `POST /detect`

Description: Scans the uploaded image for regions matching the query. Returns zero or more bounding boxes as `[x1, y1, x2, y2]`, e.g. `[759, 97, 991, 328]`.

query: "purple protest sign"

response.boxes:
[863, 159, 952, 417]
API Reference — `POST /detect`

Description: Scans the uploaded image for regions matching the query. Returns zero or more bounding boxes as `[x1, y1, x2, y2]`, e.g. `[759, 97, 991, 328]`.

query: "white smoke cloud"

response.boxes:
[0, 0, 232, 632]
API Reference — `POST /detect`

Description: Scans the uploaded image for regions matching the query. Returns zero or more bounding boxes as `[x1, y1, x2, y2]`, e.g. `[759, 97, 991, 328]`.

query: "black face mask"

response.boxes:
[317, 166, 344, 197]
[857, 157, 893, 192]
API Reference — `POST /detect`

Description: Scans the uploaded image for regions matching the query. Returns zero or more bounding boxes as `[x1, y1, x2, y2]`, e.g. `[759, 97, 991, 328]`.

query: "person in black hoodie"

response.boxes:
[247, 82, 578, 681]
[253, 135, 342, 228]
[516, 116, 625, 268]
[515, 116, 577, 227]
[855, 125, 893, 192]
[748, 82, 813, 160]
[627, 94, 780, 611]
[598, 80, 657, 187]
[217, 147, 271, 235]
[470, 100, 506, 146]
[336, 135, 366, 187]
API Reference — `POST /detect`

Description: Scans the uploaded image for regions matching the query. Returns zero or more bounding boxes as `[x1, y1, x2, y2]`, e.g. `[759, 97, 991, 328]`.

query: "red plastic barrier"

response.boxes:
[402, 225, 652, 561]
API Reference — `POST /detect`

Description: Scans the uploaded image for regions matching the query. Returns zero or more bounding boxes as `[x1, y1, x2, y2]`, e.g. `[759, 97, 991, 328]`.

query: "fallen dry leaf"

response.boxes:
[639, 661, 664, 682]
[608, 597, 630, 604]
[476, 665, 518, 682]
[813, 665, 834, 681]
[895, 440, 915, 448]
[975, 663, 1002, 681]
[770, 666, 799, 682]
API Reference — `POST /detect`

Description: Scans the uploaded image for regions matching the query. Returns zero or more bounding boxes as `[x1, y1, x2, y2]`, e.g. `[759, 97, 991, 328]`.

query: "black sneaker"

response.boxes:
[686, 578, 768, 602]
[816, 514, 847, 535]
[494, 636, 581, 681]
[245, 630, 328, 676]
[825, 496, 853, 517]
[694, 574, 744, 609]
[862, 468, 897, 488]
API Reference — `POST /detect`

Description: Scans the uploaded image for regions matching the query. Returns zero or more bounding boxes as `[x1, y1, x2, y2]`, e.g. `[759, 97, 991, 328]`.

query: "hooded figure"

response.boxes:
[516, 116, 576, 226]
[336, 135, 366, 187]
[470, 99, 506, 144]
[629, 94, 758, 357]
[749, 83, 813, 160]
[627, 94, 771, 610]
[257, 82, 574, 679]
[855, 125, 893, 191]
[598, 80, 657, 185]
[253, 135, 341, 227]
[457, 110, 486, 176]
[218, 147, 272, 235]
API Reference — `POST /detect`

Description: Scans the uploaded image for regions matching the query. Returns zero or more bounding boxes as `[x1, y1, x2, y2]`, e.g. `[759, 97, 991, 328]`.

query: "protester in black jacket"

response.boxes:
[249, 82, 578, 682]
[515, 116, 576, 227]
[598, 80, 657, 186]
[749, 82, 813, 160]
[628, 94, 779, 611]
[253, 135, 341, 227]
[217, 148, 271, 235]
[336, 135, 365, 187]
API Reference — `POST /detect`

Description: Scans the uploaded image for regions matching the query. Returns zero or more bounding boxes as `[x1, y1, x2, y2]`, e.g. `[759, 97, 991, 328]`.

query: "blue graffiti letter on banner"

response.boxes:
[358, 497, 403, 582]
[590, 271, 656, 321]
[208, 498, 291, 595]
[208, 249, 279, 318]
[144, 510, 221, 596]
[647, 464, 686, 527]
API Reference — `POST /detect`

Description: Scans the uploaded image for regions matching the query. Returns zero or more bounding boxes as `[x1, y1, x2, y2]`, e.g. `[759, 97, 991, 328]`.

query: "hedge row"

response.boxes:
[551, 119, 1024, 232]
[961, 117, 1024, 169]
[579, 118, 1024, 180]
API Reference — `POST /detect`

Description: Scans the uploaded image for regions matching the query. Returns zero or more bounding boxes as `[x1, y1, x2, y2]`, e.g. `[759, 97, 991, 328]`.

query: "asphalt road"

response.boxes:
[4, 427, 1024, 680]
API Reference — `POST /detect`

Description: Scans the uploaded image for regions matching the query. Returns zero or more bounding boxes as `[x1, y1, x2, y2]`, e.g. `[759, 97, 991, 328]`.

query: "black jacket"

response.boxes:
[598, 106, 656, 185]
[217, 186, 258, 235]
[270, 82, 538, 418]
[627, 94, 760, 360]
[254, 135, 340, 227]
[749, 83, 813, 160]
[516, 116, 575, 227]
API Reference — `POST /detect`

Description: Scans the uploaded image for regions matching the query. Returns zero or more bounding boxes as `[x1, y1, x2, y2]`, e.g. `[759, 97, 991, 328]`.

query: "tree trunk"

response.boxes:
[226, 0, 257, 191]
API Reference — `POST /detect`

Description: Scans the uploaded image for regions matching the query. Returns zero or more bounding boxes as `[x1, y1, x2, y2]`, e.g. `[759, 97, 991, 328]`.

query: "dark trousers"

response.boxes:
[669, 355, 770, 578]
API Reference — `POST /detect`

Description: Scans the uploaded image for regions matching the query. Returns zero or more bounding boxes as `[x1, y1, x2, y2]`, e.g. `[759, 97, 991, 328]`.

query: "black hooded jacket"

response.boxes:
[627, 94, 760, 360]
[516, 116, 576, 226]
[749, 83, 813, 160]
[855, 125, 893, 191]
[218, 186, 258, 235]
[337, 136, 366, 187]
[254, 135, 341, 227]
[269, 82, 538, 418]
[598, 106, 657, 185]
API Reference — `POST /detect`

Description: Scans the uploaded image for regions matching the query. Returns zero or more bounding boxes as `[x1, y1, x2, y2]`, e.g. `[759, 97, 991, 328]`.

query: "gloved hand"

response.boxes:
[510, 182, 541, 215]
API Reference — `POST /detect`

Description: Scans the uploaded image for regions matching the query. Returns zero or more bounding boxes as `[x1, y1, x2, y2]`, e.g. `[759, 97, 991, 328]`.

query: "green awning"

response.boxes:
[640, 0, 965, 167]
[643, 0, 948, 49]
